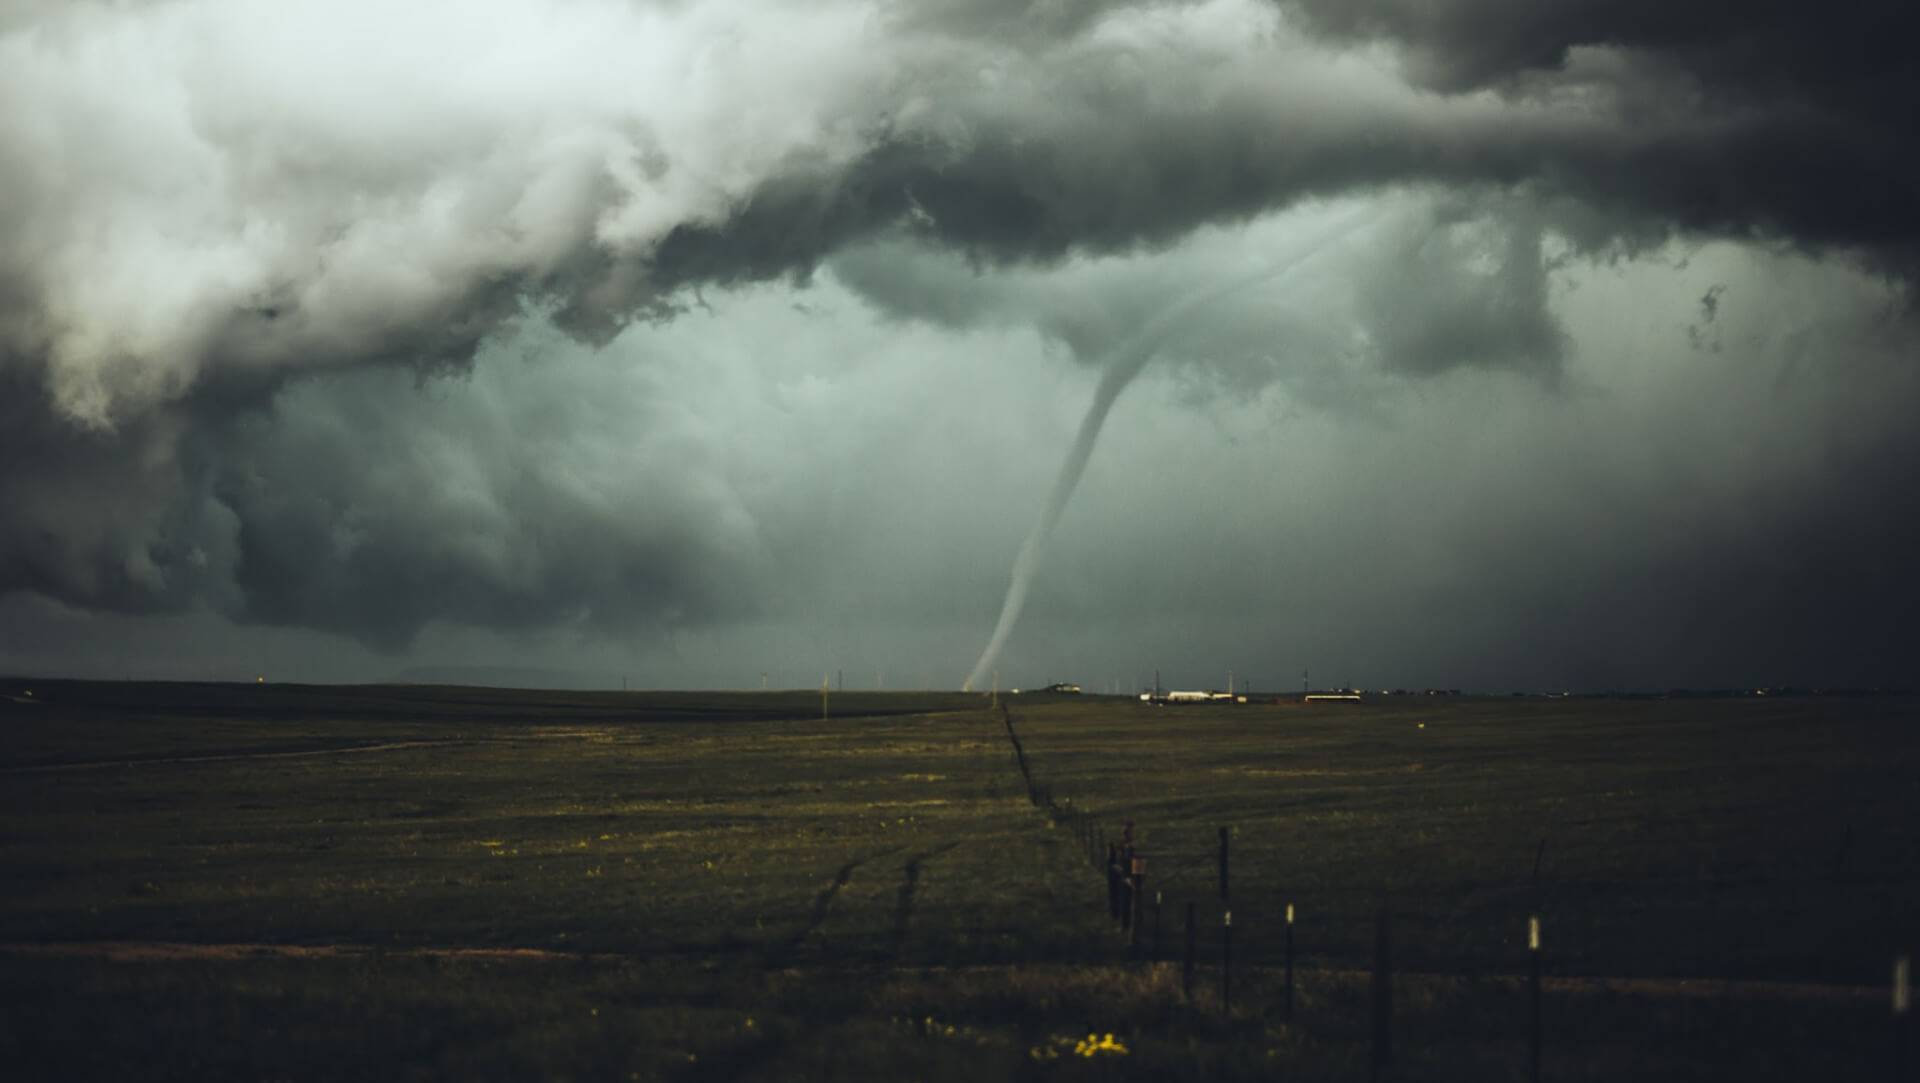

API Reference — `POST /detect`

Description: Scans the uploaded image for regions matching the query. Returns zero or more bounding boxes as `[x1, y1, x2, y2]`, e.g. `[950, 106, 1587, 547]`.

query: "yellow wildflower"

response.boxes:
[1073, 1032, 1130, 1057]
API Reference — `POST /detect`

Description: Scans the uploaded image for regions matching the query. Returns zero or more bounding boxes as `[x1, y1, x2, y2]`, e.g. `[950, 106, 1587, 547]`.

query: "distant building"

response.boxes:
[1041, 682, 1083, 694]
[1138, 689, 1244, 704]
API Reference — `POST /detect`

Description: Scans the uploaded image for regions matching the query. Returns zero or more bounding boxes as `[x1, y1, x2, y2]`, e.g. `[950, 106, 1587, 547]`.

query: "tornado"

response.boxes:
[962, 211, 1369, 692]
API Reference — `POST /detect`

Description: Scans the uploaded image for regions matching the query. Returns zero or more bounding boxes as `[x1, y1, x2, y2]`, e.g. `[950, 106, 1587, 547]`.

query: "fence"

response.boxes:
[997, 704, 1915, 1080]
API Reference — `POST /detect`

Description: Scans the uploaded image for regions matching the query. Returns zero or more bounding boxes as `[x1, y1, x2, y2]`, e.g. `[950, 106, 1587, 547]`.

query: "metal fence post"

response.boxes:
[1284, 901, 1295, 1022]
[1529, 915, 1543, 1083]
[1222, 906, 1233, 1013]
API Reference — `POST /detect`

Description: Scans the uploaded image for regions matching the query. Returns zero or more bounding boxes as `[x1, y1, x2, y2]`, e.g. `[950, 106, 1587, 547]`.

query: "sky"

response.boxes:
[2, 0, 1916, 693]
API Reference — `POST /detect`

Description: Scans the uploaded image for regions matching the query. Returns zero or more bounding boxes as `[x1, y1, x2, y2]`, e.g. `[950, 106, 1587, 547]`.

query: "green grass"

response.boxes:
[1, 680, 1915, 1080]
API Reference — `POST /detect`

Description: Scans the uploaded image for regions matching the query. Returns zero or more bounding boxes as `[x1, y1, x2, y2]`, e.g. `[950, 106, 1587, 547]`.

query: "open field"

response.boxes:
[1, 679, 1916, 1080]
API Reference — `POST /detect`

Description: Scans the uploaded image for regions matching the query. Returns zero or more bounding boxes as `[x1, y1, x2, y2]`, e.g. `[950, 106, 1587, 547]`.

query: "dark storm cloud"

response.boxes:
[2, 0, 1917, 662]
[1273, 0, 1920, 273]
[1274, 0, 1911, 101]
[4, 324, 778, 646]
[213, 367, 767, 648]
[0, 368, 220, 614]
[670, 60, 1917, 292]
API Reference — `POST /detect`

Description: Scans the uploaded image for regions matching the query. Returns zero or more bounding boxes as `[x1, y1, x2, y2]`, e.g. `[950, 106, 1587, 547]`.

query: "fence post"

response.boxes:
[1529, 914, 1543, 1083]
[1284, 901, 1295, 1022]
[1183, 901, 1196, 1002]
[1222, 906, 1233, 1014]
[1371, 905, 1393, 1081]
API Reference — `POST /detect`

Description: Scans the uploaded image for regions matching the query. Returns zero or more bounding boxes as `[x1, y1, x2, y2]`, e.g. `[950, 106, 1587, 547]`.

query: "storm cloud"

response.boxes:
[1, 0, 1916, 688]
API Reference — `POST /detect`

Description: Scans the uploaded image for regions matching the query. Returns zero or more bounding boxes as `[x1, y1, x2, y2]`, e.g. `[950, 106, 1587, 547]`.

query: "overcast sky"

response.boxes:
[3, 0, 1916, 692]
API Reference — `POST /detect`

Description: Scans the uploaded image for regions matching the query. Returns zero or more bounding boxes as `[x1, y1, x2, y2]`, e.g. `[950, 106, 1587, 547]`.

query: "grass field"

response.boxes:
[2, 679, 1916, 1080]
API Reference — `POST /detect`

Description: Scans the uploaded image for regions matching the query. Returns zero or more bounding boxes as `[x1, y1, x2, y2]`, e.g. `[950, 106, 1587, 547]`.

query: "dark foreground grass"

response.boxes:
[3, 954, 1904, 1082]
[1, 680, 1915, 1080]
